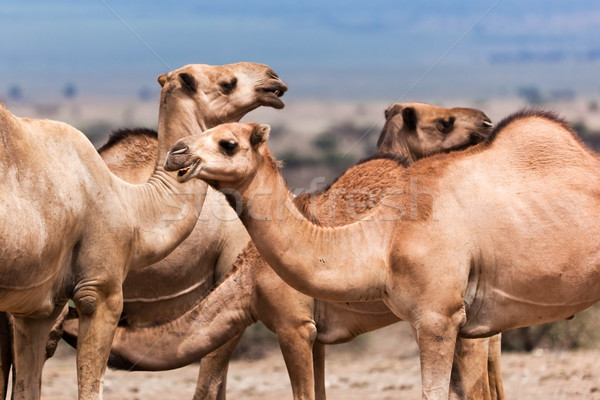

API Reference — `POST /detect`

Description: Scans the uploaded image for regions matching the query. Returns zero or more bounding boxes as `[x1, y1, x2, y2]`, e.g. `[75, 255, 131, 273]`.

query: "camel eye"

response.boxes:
[219, 78, 238, 94]
[219, 139, 238, 155]
[436, 117, 455, 134]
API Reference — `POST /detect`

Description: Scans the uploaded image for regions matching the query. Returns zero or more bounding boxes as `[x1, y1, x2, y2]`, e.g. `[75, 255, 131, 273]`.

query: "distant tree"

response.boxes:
[138, 86, 155, 102]
[63, 83, 77, 99]
[312, 134, 338, 153]
[7, 85, 23, 101]
[517, 86, 543, 105]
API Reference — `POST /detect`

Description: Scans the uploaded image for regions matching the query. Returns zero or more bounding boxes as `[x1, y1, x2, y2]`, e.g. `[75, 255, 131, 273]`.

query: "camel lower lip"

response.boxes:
[177, 161, 200, 183]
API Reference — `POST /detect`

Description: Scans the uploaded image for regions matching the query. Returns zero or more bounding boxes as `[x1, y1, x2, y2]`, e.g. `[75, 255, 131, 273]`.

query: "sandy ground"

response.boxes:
[37, 323, 600, 400]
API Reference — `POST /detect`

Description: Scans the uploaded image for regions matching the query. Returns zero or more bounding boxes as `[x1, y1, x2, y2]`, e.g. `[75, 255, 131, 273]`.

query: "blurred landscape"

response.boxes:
[3, 91, 600, 190]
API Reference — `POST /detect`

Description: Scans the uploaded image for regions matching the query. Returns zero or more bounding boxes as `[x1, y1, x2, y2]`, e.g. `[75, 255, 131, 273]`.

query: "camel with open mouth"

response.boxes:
[0, 62, 286, 400]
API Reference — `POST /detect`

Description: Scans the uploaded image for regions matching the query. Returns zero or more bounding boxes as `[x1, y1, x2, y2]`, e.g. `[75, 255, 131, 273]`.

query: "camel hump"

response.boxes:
[98, 127, 158, 153]
[488, 108, 575, 143]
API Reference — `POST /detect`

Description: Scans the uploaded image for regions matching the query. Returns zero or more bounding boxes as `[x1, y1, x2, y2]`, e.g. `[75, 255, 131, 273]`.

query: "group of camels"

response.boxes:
[0, 61, 597, 400]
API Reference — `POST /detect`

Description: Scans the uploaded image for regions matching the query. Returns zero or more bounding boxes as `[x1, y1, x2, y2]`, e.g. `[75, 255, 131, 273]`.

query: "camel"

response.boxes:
[164, 112, 600, 400]
[0, 62, 286, 400]
[85, 104, 500, 399]
[1, 63, 287, 398]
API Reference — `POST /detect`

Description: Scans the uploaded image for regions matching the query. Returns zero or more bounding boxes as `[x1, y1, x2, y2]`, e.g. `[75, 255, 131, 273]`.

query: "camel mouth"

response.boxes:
[257, 82, 288, 109]
[176, 160, 201, 183]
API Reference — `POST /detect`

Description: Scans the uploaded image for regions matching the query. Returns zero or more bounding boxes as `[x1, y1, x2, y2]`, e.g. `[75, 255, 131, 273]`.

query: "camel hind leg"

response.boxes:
[450, 334, 505, 400]
[0, 313, 12, 400]
[312, 342, 326, 400]
[487, 334, 505, 400]
[450, 337, 493, 400]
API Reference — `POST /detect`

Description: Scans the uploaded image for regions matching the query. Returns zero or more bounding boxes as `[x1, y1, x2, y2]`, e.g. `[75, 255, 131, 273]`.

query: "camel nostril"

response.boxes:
[169, 142, 189, 156]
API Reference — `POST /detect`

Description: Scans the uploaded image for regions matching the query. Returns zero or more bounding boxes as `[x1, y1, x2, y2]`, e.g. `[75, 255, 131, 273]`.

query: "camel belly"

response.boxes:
[315, 301, 400, 344]
[461, 262, 600, 338]
[0, 215, 75, 316]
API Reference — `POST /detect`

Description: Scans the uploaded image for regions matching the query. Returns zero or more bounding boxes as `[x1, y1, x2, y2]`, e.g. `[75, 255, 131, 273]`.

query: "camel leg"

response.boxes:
[0, 313, 12, 400]
[278, 324, 318, 400]
[312, 342, 326, 400]
[450, 337, 492, 400]
[11, 305, 66, 400]
[486, 334, 505, 400]
[74, 283, 122, 400]
[193, 334, 243, 400]
[412, 310, 464, 400]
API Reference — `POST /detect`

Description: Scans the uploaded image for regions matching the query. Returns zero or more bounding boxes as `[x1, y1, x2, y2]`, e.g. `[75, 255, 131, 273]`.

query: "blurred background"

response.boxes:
[3, 0, 600, 368]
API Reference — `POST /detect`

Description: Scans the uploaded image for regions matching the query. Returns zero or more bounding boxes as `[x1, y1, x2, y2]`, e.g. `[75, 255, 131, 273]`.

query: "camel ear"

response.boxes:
[401, 107, 418, 130]
[384, 104, 402, 120]
[157, 74, 167, 87]
[250, 124, 270, 147]
[179, 73, 197, 94]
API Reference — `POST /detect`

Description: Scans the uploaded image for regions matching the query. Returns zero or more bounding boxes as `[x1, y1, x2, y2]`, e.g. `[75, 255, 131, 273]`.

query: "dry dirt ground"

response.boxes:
[38, 323, 600, 400]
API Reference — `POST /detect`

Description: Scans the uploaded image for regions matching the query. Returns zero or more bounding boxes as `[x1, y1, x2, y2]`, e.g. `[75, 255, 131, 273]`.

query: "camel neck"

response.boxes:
[108, 258, 256, 370]
[121, 167, 207, 269]
[156, 99, 207, 167]
[236, 158, 391, 302]
[121, 99, 214, 268]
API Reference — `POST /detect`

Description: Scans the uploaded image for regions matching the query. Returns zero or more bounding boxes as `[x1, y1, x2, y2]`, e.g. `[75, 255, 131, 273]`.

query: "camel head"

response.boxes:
[165, 122, 271, 189]
[376, 103, 493, 162]
[158, 62, 287, 132]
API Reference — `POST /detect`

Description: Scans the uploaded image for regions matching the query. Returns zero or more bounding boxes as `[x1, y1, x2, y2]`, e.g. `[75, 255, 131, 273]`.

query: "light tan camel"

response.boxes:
[88, 104, 500, 399]
[0, 62, 285, 400]
[164, 112, 600, 400]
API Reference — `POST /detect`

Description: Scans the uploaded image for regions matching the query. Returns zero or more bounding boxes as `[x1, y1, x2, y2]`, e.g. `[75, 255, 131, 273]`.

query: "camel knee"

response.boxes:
[74, 294, 97, 316]
[416, 307, 465, 342]
[73, 283, 122, 317]
[279, 320, 317, 349]
[300, 320, 318, 345]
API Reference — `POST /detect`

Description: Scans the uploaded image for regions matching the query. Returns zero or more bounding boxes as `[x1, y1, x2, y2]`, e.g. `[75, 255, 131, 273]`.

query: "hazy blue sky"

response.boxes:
[2, 1, 599, 102]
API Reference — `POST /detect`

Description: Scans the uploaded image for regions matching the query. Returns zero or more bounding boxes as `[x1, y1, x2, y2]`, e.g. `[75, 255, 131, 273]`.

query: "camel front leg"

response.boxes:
[278, 324, 318, 400]
[411, 309, 464, 400]
[193, 334, 243, 400]
[11, 305, 67, 400]
[74, 284, 122, 400]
